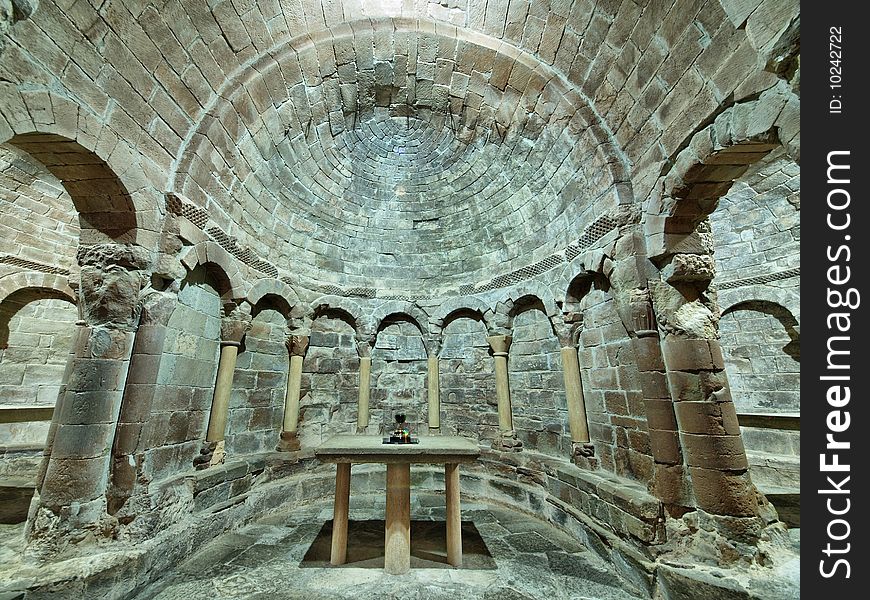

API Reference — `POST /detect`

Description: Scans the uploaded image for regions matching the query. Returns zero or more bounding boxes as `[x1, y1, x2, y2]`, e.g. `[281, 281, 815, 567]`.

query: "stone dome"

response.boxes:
[172, 22, 625, 296]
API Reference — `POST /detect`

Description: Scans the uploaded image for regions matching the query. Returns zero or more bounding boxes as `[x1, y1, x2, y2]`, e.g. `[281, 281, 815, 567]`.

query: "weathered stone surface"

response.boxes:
[0, 0, 799, 590]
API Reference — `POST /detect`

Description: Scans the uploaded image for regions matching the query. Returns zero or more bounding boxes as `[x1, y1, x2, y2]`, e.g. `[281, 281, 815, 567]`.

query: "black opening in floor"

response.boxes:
[300, 519, 496, 569]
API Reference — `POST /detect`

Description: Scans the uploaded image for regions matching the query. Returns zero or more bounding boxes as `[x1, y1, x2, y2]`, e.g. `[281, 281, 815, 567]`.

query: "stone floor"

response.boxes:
[132, 493, 648, 600]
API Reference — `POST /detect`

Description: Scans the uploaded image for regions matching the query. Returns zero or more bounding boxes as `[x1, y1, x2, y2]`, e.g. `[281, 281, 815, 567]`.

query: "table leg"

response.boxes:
[330, 463, 351, 565]
[385, 463, 411, 574]
[445, 463, 462, 567]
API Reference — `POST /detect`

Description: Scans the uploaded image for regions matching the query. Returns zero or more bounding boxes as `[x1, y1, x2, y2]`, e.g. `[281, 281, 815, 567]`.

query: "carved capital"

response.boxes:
[285, 335, 309, 357]
[220, 304, 252, 344]
[355, 333, 376, 358]
[138, 289, 178, 327]
[76, 244, 154, 330]
[662, 253, 716, 284]
[628, 288, 657, 335]
[486, 334, 512, 356]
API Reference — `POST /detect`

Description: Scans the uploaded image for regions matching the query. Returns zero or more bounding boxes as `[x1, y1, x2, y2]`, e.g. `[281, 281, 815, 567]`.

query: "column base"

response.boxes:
[193, 441, 216, 470]
[492, 431, 523, 452]
[276, 431, 301, 452]
[571, 442, 598, 469]
[193, 440, 225, 469]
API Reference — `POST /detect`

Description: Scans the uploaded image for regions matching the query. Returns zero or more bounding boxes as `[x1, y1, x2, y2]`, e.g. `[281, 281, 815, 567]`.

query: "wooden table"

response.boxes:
[315, 435, 480, 574]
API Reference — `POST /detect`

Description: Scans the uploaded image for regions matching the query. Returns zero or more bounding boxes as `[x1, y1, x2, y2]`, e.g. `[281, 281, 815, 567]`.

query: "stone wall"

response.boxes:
[577, 289, 651, 485]
[711, 149, 800, 284]
[509, 306, 569, 457]
[439, 316, 497, 443]
[0, 297, 77, 449]
[710, 149, 800, 465]
[0, 297, 77, 408]
[225, 308, 287, 456]
[143, 269, 221, 483]
[718, 305, 799, 415]
[371, 320, 428, 435]
[298, 315, 359, 447]
[0, 145, 78, 270]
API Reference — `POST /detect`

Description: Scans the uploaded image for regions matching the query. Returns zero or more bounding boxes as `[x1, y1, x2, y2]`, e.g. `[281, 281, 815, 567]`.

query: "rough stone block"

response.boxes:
[648, 429, 681, 465]
[662, 337, 716, 371]
[55, 390, 117, 426]
[675, 401, 741, 436]
[40, 456, 107, 508]
[689, 467, 759, 517]
[681, 433, 749, 470]
[644, 399, 677, 430]
[631, 336, 664, 371]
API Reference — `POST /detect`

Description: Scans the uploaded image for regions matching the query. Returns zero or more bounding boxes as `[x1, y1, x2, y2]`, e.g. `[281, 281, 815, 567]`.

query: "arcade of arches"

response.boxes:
[0, 1, 799, 598]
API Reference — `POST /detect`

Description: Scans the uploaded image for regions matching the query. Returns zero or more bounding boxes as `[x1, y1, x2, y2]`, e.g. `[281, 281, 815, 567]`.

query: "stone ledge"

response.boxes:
[471, 448, 665, 545]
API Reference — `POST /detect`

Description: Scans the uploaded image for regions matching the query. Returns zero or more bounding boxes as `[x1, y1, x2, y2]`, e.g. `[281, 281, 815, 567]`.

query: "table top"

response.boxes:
[314, 434, 481, 464]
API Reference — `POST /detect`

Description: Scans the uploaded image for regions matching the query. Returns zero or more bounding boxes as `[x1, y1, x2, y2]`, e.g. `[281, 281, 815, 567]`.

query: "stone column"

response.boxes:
[356, 338, 373, 432]
[628, 289, 692, 512]
[445, 462, 462, 566]
[277, 335, 309, 452]
[487, 335, 521, 451]
[648, 270, 760, 535]
[196, 309, 250, 469]
[560, 345, 590, 444]
[384, 462, 412, 574]
[28, 244, 151, 551]
[661, 335, 758, 518]
[427, 353, 440, 431]
[330, 463, 351, 565]
[108, 289, 178, 515]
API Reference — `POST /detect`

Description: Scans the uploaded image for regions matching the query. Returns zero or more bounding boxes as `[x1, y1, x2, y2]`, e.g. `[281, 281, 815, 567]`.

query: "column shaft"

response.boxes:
[282, 354, 304, 433]
[206, 342, 240, 443]
[445, 463, 462, 566]
[493, 354, 512, 431]
[560, 346, 590, 443]
[427, 355, 440, 430]
[358, 356, 372, 429]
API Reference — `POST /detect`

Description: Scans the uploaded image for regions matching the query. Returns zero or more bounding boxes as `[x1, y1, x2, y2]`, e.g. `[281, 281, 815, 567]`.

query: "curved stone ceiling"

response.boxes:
[173, 19, 629, 295]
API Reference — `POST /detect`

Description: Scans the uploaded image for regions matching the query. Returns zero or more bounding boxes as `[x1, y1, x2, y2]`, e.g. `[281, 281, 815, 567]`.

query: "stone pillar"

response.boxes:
[32, 319, 86, 498]
[560, 345, 590, 444]
[487, 335, 521, 451]
[646, 269, 760, 535]
[108, 289, 178, 515]
[358, 356, 371, 430]
[356, 338, 373, 432]
[427, 354, 440, 431]
[384, 462, 411, 574]
[27, 244, 152, 552]
[625, 288, 693, 512]
[196, 308, 250, 469]
[277, 335, 309, 451]
[661, 335, 758, 518]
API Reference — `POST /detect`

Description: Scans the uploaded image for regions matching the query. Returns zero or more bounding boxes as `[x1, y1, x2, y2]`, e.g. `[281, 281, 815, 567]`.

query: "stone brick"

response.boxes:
[689, 467, 759, 517]
[674, 401, 741, 436]
[681, 432, 749, 470]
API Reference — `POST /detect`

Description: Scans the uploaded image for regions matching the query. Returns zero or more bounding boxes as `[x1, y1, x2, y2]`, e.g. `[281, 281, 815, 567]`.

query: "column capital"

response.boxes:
[628, 287, 657, 336]
[355, 333, 376, 358]
[77, 243, 154, 330]
[486, 334, 512, 355]
[220, 305, 252, 343]
[285, 334, 310, 356]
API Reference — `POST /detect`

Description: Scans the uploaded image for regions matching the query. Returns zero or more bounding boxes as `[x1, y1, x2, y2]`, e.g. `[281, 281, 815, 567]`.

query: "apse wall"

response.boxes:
[0, 2, 801, 595]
